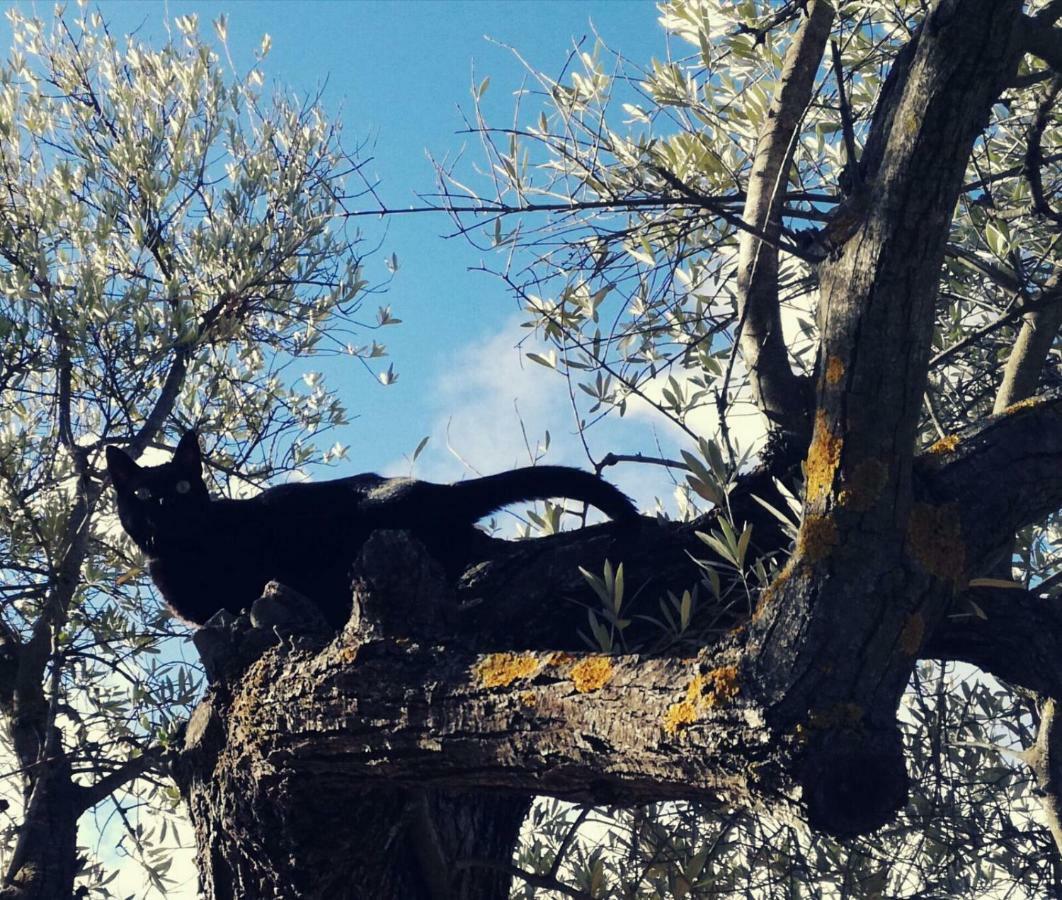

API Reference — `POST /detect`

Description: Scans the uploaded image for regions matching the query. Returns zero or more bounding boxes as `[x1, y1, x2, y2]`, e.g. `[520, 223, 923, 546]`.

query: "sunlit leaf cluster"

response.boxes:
[442, 0, 1059, 461]
[0, 4, 381, 892]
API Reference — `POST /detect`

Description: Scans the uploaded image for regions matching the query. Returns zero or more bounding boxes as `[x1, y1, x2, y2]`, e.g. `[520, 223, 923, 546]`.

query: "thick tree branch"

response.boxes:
[808, 1, 1023, 512]
[1021, 699, 1062, 859]
[738, 0, 1026, 832]
[733, 0, 833, 438]
[923, 389, 1062, 571]
[178, 535, 847, 844]
[193, 636, 755, 805]
[1021, 14, 1062, 70]
[924, 586, 1062, 698]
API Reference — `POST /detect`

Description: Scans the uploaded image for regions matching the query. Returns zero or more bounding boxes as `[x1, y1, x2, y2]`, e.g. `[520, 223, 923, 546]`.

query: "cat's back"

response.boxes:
[252, 472, 389, 516]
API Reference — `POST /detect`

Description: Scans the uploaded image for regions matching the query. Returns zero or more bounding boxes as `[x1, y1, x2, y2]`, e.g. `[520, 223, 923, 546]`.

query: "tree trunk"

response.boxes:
[0, 738, 79, 900]
[175, 393, 1062, 900]
[180, 696, 529, 900]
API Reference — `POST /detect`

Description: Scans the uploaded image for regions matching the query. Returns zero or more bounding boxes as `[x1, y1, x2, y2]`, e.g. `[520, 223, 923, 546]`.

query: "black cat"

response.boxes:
[106, 431, 638, 627]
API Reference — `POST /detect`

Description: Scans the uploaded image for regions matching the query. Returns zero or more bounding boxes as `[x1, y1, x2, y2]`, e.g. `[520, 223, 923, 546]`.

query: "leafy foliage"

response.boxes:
[0, 4, 384, 892]
[439, 0, 1060, 455]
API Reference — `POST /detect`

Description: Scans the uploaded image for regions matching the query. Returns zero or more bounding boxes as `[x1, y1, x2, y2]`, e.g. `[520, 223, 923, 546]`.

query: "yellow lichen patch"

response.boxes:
[570, 656, 615, 693]
[664, 674, 705, 734]
[838, 458, 888, 511]
[906, 503, 966, 586]
[927, 434, 960, 455]
[805, 410, 843, 504]
[663, 667, 740, 735]
[474, 652, 541, 689]
[797, 514, 839, 563]
[1002, 396, 1043, 415]
[664, 697, 700, 734]
[825, 355, 845, 385]
[900, 612, 925, 655]
[519, 691, 537, 708]
[704, 665, 740, 708]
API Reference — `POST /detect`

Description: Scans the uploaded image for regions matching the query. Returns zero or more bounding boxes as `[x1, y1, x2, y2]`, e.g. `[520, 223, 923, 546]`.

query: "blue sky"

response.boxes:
[22, 1, 701, 505]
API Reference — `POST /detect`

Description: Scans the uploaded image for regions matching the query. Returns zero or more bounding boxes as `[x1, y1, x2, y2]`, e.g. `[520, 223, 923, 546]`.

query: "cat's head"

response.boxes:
[106, 431, 211, 553]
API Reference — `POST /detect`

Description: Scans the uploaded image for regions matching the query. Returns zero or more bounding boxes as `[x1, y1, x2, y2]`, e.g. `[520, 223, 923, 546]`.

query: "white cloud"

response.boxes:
[405, 317, 772, 520]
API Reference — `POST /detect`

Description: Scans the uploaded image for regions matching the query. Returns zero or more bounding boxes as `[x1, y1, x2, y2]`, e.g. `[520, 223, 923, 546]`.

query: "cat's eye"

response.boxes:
[133, 486, 152, 501]
[175, 480, 191, 495]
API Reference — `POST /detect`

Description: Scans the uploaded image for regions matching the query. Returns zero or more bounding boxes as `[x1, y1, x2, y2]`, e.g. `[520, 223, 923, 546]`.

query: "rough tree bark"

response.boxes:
[172, 2, 1062, 897]
[173, 391, 1062, 897]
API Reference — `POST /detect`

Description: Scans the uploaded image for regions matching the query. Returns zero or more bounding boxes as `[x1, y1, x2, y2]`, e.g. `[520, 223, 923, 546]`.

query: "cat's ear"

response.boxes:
[105, 446, 140, 490]
[173, 430, 202, 474]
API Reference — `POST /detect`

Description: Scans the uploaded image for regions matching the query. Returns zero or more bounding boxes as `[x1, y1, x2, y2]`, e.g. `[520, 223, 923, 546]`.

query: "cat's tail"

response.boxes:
[444, 466, 639, 524]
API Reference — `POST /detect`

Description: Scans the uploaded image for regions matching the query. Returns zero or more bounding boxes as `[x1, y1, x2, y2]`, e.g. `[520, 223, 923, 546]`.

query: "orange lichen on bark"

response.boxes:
[797, 514, 838, 563]
[519, 691, 537, 707]
[664, 674, 705, 734]
[838, 458, 888, 511]
[825, 355, 845, 385]
[705, 665, 740, 707]
[926, 434, 960, 455]
[1002, 396, 1043, 415]
[900, 612, 925, 655]
[663, 666, 740, 735]
[907, 503, 966, 586]
[570, 656, 615, 693]
[805, 410, 843, 504]
[474, 652, 541, 688]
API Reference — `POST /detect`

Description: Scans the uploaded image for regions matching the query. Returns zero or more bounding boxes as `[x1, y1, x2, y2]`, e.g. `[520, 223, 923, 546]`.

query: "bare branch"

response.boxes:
[993, 272, 1062, 412]
[929, 272, 1062, 370]
[1023, 74, 1062, 224]
[831, 39, 862, 192]
[732, 0, 834, 437]
[75, 746, 167, 814]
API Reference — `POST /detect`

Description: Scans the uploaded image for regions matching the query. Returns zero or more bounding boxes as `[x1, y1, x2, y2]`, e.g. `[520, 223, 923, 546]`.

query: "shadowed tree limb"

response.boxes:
[925, 586, 1062, 698]
[923, 389, 1062, 572]
[1023, 77, 1062, 224]
[1021, 14, 1062, 70]
[742, 0, 1026, 833]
